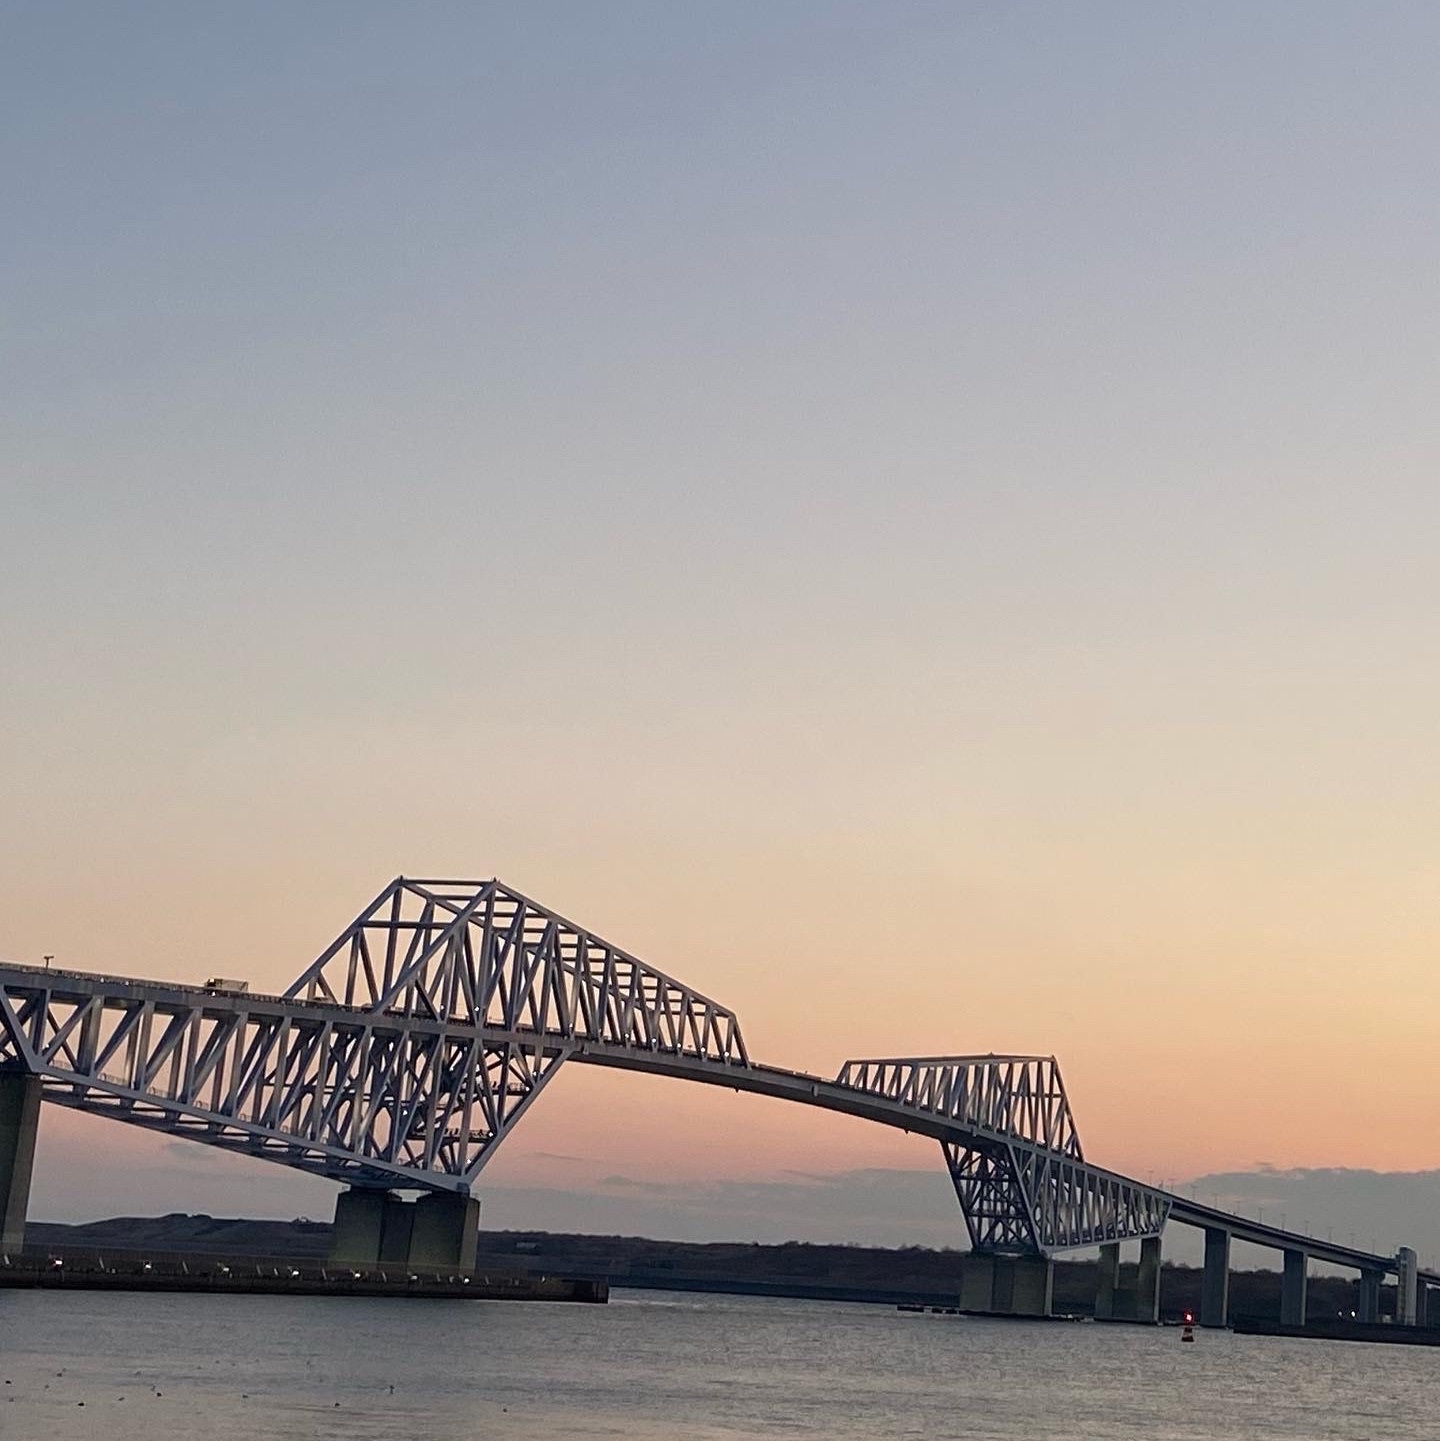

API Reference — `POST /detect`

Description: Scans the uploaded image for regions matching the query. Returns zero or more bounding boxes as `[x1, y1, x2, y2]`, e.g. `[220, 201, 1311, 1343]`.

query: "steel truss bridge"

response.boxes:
[1, 877, 1431, 1322]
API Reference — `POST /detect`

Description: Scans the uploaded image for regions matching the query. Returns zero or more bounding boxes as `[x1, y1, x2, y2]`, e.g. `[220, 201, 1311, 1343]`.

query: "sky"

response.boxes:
[5, 2, 1440, 1254]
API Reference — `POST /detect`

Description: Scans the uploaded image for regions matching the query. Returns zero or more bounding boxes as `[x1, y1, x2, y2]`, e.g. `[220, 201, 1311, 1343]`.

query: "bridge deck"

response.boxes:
[0, 953, 1420, 1280]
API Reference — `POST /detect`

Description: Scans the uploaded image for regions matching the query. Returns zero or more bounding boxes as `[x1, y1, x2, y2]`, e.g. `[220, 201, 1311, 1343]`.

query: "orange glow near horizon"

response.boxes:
[10, 836, 1439, 1212]
[8, 0, 1440, 1243]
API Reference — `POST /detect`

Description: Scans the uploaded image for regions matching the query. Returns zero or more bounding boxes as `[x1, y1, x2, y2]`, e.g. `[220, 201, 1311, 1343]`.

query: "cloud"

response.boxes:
[476, 1167, 966, 1247]
[1183, 1166, 1440, 1267]
[160, 1140, 236, 1165]
[596, 1175, 680, 1195]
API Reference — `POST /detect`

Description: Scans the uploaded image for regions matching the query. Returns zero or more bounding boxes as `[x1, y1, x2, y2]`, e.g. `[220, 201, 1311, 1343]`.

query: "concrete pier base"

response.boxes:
[1281, 1249, 1308, 1326]
[1007, 1256, 1054, 1317]
[1396, 1247, 1419, 1326]
[1201, 1228, 1230, 1328]
[377, 1194, 415, 1264]
[1358, 1269, 1381, 1324]
[0, 1072, 41, 1253]
[1094, 1242, 1120, 1320]
[329, 1188, 481, 1272]
[959, 1253, 1053, 1317]
[1093, 1237, 1161, 1323]
[408, 1193, 480, 1271]
[959, 1253, 995, 1310]
[1135, 1235, 1162, 1324]
[329, 1187, 391, 1268]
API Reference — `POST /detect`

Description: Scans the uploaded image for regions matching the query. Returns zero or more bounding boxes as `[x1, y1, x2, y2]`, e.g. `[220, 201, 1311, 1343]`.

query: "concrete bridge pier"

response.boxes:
[959, 1253, 1053, 1316]
[1201, 1227, 1230, 1328]
[1134, 1235, 1162, 1323]
[328, 1188, 481, 1272]
[1396, 1247, 1419, 1326]
[1093, 1237, 1161, 1323]
[1357, 1268, 1382, 1323]
[1281, 1249, 1308, 1326]
[1093, 1242, 1120, 1320]
[0, 1071, 41, 1253]
[329, 1187, 397, 1267]
[408, 1193, 481, 1271]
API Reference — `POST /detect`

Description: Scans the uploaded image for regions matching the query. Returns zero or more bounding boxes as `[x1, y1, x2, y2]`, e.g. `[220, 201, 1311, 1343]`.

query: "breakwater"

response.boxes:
[1, 1250, 607, 1302]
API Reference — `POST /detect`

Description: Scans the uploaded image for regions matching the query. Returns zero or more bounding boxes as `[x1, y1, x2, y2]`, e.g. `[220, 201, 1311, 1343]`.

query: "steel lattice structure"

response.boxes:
[835, 1055, 1168, 1252]
[0, 876, 1171, 1253]
[0, 879, 745, 1191]
[835, 1056, 1083, 1156]
[285, 878, 748, 1064]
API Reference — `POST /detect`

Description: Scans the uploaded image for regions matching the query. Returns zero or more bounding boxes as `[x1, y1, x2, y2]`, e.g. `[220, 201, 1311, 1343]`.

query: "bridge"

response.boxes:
[0, 876, 1431, 1326]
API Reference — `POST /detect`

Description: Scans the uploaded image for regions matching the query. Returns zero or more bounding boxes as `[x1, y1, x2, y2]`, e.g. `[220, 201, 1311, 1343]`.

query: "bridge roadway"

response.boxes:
[2, 961, 1155, 1200]
[580, 1043, 1435, 1281]
[1, 870, 1432, 1329]
[3, 958, 1410, 1281]
[2, 962, 1428, 1312]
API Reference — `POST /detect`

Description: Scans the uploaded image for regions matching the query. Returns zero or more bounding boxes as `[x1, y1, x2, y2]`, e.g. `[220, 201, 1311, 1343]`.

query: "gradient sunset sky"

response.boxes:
[5, 2, 1440, 1245]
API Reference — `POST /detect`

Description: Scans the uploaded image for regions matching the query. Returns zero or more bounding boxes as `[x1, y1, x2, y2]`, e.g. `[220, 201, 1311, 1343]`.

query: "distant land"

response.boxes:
[23, 1215, 1404, 1321]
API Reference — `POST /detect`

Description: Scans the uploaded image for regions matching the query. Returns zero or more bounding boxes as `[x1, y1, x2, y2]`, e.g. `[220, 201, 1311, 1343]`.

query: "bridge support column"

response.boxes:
[1357, 1268, 1382, 1324]
[1396, 1247, 1419, 1326]
[377, 1195, 415, 1264]
[1416, 1282, 1429, 1328]
[407, 1193, 480, 1272]
[1281, 1249, 1308, 1326]
[329, 1188, 420, 1267]
[959, 1253, 996, 1311]
[1002, 1256, 1054, 1317]
[0, 1072, 41, 1254]
[1094, 1242, 1120, 1320]
[329, 1188, 480, 1272]
[329, 1187, 391, 1268]
[1135, 1235, 1162, 1324]
[1201, 1227, 1230, 1328]
[959, 1254, 1052, 1316]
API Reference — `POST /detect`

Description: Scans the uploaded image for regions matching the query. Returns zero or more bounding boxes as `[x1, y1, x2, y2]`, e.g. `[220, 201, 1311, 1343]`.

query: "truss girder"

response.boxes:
[835, 1054, 1083, 1156]
[942, 1140, 1170, 1253]
[0, 878, 746, 1191]
[0, 976, 579, 1190]
[838, 1055, 1167, 1253]
[285, 878, 748, 1066]
[0, 882, 1171, 1255]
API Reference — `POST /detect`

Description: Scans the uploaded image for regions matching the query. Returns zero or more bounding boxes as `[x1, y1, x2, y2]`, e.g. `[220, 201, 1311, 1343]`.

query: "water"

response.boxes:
[0, 1288, 1426, 1439]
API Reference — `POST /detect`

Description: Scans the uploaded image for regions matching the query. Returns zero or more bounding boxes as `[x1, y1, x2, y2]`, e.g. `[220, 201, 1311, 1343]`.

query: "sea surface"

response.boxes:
[0, 1287, 1428, 1439]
